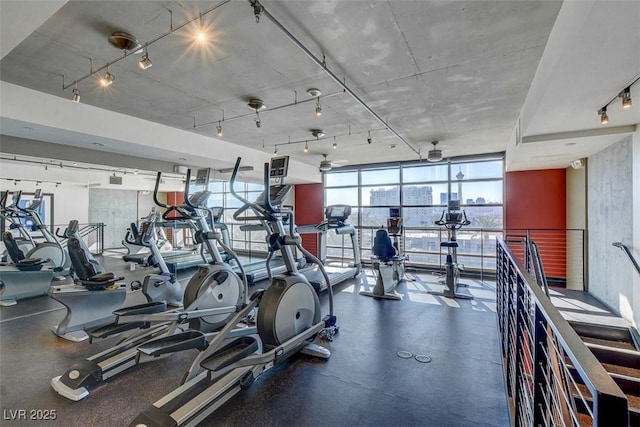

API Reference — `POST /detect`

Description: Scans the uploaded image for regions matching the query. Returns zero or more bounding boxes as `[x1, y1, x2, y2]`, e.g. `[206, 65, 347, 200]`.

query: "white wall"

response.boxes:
[566, 165, 586, 290]
[633, 129, 640, 329]
[587, 136, 635, 326]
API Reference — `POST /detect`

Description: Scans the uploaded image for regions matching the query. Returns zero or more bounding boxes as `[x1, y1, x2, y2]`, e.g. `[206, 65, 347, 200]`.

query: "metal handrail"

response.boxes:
[612, 242, 640, 277]
[496, 237, 628, 426]
[528, 239, 550, 297]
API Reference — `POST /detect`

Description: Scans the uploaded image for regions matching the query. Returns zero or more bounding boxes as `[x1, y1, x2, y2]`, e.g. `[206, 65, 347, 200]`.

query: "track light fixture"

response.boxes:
[63, 2, 229, 96]
[621, 87, 632, 109]
[99, 66, 115, 87]
[248, 99, 265, 129]
[72, 83, 80, 103]
[367, 130, 372, 144]
[304, 141, 309, 153]
[273, 145, 278, 155]
[217, 121, 223, 137]
[315, 97, 322, 117]
[599, 107, 609, 125]
[597, 76, 638, 124]
[139, 46, 152, 70]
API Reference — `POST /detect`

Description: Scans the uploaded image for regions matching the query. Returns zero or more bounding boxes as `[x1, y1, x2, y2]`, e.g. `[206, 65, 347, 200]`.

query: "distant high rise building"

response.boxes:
[466, 199, 475, 204]
[475, 197, 486, 204]
[370, 185, 433, 206]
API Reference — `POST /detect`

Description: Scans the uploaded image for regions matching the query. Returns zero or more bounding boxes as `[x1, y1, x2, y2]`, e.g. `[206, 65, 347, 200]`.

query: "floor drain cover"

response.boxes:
[397, 350, 413, 359]
[415, 354, 432, 363]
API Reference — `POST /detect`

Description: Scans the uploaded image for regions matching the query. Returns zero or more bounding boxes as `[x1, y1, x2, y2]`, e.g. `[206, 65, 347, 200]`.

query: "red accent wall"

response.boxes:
[164, 191, 184, 243]
[505, 169, 566, 279]
[294, 183, 324, 257]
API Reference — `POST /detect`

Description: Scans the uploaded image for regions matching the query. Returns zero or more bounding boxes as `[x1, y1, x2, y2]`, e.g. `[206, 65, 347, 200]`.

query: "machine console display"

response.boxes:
[188, 191, 212, 208]
[270, 156, 289, 178]
[255, 184, 292, 207]
[325, 205, 350, 222]
[447, 199, 460, 211]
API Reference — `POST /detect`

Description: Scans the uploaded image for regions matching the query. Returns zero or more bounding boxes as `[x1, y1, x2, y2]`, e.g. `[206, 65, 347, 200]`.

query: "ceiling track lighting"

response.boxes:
[367, 130, 372, 145]
[61, 0, 232, 94]
[304, 141, 309, 153]
[597, 76, 639, 124]
[315, 97, 322, 117]
[253, 0, 421, 159]
[139, 46, 152, 70]
[248, 98, 266, 128]
[621, 87, 632, 109]
[599, 107, 609, 125]
[100, 66, 115, 87]
[217, 121, 223, 137]
[307, 88, 321, 97]
[71, 83, 80, 103]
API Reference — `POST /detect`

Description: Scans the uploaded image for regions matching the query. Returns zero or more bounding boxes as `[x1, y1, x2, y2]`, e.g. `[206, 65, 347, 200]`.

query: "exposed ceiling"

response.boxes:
[0, 0, 639, 182]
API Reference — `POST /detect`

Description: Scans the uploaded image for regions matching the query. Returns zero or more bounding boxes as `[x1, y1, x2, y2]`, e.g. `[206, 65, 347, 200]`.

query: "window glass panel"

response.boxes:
[404, 229, 443, 254]
[361, 208, 390, 227]
[402, 185, 436, 205]
[457, 181, 503, 204]
[361, 186, 399, 206]
[462, 206, 504, 229]
[402, 164, 448, 183]
[246, 182, 263, 191]
[404, 207, 444, 227]
[361, 168, 399, 185]
[207, 181, 224, 192]
[415, 183, 449, 205]
[246, 191, 262, 203]
[360, 228, 375, 250]
[325, 171, 358, 187]
[225, 193, 243, 209]
[326, 187, 358, 206]
[205, 193, 224, 207]
[452, 160, 503, 180]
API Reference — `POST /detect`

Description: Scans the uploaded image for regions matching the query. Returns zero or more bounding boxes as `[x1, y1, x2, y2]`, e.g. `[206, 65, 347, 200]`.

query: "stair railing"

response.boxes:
[612, 242, 640, 277]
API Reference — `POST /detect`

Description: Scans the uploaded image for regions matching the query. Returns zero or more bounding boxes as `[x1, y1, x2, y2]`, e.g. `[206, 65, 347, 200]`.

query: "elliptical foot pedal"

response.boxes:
[87, 321, 147, 340]
[200, 336, 258, 372]
[138, 331, 207, 357]
[113, 301, 167, 316]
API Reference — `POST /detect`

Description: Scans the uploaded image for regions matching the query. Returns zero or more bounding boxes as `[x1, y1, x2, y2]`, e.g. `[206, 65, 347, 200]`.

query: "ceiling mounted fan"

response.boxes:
[319, 154, 348, 172]
[427, 141, 443, 162]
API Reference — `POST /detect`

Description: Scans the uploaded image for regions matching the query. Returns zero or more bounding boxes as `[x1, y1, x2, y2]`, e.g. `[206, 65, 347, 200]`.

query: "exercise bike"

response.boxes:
[51, 169, 249, 401]
[360, 207, 406, 300]
[428, 200, 473, 300]
[130, 156, 337, 427]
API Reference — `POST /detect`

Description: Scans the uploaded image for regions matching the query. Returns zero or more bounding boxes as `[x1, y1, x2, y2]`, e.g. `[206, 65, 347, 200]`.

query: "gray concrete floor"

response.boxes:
[0, 255, 510, 427]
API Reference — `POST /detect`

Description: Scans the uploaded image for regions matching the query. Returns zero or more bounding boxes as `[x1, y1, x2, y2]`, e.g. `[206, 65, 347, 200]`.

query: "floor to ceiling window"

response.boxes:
[323, 157, 504, 273]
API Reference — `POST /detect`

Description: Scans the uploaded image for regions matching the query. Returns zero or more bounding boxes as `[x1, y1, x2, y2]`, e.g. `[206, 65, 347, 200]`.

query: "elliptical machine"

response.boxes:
[8, 190, 69, 273]
[0, 190, 35, 256]
[51, 169, 249, 401]
[360, 207, 406, 300]
[428, 200, 473, 300]
[130, 156, 337, 427]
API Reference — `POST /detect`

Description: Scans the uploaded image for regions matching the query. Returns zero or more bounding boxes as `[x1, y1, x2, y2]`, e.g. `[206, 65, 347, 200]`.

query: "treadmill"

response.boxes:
[297, 204, 362, 292]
